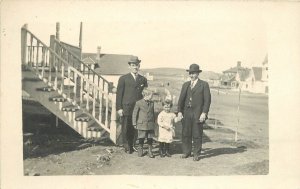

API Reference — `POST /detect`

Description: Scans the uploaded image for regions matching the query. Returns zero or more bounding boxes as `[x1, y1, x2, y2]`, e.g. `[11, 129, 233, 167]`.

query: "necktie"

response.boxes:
[191, 81, 194, 89]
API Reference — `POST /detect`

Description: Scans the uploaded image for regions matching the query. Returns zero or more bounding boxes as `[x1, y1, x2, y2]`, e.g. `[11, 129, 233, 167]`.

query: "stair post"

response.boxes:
[109, 86, 119, 144]
[21, 24, 28, 67]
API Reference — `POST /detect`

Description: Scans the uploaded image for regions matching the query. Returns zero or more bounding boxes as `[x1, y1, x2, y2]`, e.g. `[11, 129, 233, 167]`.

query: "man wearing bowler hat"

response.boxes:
[116, 56, 148, 154]
[177, 63, 211, 161]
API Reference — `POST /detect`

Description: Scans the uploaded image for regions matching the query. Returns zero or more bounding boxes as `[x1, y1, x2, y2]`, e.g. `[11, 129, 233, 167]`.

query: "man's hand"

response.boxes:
[133, 124, 137, 129]
[199, 113, 207, 123]
[117, 109, 124, 117]
[177, 112, 183, 120]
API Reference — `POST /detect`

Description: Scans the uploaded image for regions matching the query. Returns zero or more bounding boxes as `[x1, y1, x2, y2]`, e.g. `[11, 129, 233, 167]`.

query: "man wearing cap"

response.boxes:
[116, 56, 148, 154]
[177, 63, 211, 161]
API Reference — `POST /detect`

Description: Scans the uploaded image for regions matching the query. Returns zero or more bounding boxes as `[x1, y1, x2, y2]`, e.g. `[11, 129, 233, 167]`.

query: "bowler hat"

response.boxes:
[128, 56, 141, 65]
[186, 64, 202, 73]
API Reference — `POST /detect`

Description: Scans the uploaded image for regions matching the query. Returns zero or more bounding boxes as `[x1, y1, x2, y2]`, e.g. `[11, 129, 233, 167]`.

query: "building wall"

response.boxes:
[242, 80, 267, 94]
[261, 65, 268, 81]
[102, 75, 121, 87]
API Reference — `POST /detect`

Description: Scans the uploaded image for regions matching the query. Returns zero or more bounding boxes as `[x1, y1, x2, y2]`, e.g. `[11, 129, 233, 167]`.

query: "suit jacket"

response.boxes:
[116, 73, 148, 116]
[177, 79, 211, 120]
[132, 99, 155, 130]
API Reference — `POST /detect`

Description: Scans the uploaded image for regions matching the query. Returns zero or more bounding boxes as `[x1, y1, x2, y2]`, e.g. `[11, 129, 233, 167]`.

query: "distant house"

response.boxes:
[220, 61, 251, 89]
[241, 55, 268, 94]
[144, 72, 154, 81]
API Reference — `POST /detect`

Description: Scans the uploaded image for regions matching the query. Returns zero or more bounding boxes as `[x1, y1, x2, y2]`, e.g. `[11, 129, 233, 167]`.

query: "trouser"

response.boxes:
[182, 109, 204, 157]
[121, 115, 136, 150]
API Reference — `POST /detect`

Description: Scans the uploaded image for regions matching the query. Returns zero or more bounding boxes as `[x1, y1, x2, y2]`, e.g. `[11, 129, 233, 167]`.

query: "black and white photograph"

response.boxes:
[1, 1, 300, 189]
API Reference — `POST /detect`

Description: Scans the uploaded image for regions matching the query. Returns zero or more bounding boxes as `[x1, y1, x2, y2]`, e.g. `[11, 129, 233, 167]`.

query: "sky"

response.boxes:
[3, 1, 268, 73]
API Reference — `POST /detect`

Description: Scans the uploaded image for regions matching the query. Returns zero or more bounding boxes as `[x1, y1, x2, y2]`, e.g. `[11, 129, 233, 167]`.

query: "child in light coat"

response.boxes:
[157, 98, 181, 157]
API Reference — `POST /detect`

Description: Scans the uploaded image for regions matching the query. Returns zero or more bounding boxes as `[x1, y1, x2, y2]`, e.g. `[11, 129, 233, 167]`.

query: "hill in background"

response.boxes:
[141, 67, 221, 80]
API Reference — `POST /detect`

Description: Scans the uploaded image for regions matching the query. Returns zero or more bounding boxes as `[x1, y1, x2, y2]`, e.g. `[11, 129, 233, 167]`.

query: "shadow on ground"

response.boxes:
[23, 110, 114, 159]
[201, 146, 247, 159]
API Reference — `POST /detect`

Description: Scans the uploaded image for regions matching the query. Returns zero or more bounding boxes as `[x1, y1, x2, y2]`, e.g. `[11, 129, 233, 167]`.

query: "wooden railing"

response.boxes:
[21, 26, 118, 143]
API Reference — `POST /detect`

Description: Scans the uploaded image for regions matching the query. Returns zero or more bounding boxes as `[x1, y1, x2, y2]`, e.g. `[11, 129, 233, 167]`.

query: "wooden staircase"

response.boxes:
[21, 26, 121, 144]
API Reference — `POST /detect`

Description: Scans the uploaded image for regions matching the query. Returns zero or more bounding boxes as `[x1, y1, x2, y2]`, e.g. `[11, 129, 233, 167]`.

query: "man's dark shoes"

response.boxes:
[125, 147, 133, 154]
[193, 155, 200, 161]
[180, 154, 190, 159]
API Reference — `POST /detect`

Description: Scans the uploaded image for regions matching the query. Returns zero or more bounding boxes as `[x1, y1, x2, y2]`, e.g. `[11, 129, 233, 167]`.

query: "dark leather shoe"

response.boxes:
[181, 154, 190, 159]
[193, 155, 200, 161]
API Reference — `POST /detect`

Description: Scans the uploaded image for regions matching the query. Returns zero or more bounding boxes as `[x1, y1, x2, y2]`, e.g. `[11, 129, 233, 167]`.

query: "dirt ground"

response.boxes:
[23, 88, 269, 176]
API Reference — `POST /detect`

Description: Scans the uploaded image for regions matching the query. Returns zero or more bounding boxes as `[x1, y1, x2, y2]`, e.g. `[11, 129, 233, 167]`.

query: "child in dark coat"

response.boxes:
[132, 88, 155, 158]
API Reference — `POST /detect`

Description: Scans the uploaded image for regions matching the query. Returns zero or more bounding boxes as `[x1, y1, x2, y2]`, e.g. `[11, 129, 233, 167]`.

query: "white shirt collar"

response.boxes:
[191, 78, 199, 84]
[131, 72, 138, 79]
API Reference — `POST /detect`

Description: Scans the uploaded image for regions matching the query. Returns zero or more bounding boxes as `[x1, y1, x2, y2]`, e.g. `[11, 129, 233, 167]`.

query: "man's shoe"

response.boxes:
[124, 147, 129, 153]
[193, 155, 200, 161]
[180, 154, 190, 159]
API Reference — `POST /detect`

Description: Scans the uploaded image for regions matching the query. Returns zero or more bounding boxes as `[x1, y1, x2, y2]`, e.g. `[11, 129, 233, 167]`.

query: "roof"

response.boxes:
[82, 53, 133, 75]
[237, 68, 251, 81]
[220, 74, 236, 82]
[252, 67, 262, 81]
[82, 57, 95, 65]
[223, 66, 248, 74]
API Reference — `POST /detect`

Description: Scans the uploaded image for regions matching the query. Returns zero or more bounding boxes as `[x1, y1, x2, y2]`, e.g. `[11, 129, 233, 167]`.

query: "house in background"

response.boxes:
[241, 55, 268, 94]
[144, 72, 154, 81]
[220, 61, 251, 89]
[81, 47, 133, 87]
[82, 47, 154, 86]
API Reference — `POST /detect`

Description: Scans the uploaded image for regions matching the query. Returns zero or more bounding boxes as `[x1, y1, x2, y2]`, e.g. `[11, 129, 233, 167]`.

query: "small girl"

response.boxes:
[132, 88, 155, 158]
[157, 98, 181, 157]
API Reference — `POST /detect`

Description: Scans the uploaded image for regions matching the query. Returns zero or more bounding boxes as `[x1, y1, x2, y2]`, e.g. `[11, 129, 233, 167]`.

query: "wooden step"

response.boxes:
[61, 104, 79, 112]
[87, 122, 104, 132]
[36, 86, 55, 92]
[49, 95, 66, 102]
[75, 113, 91, 122]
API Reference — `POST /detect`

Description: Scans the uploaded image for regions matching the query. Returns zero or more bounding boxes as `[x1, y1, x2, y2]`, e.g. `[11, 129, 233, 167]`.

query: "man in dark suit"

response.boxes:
[177, 64, 211, 161]
[116, 56, 148, 154]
